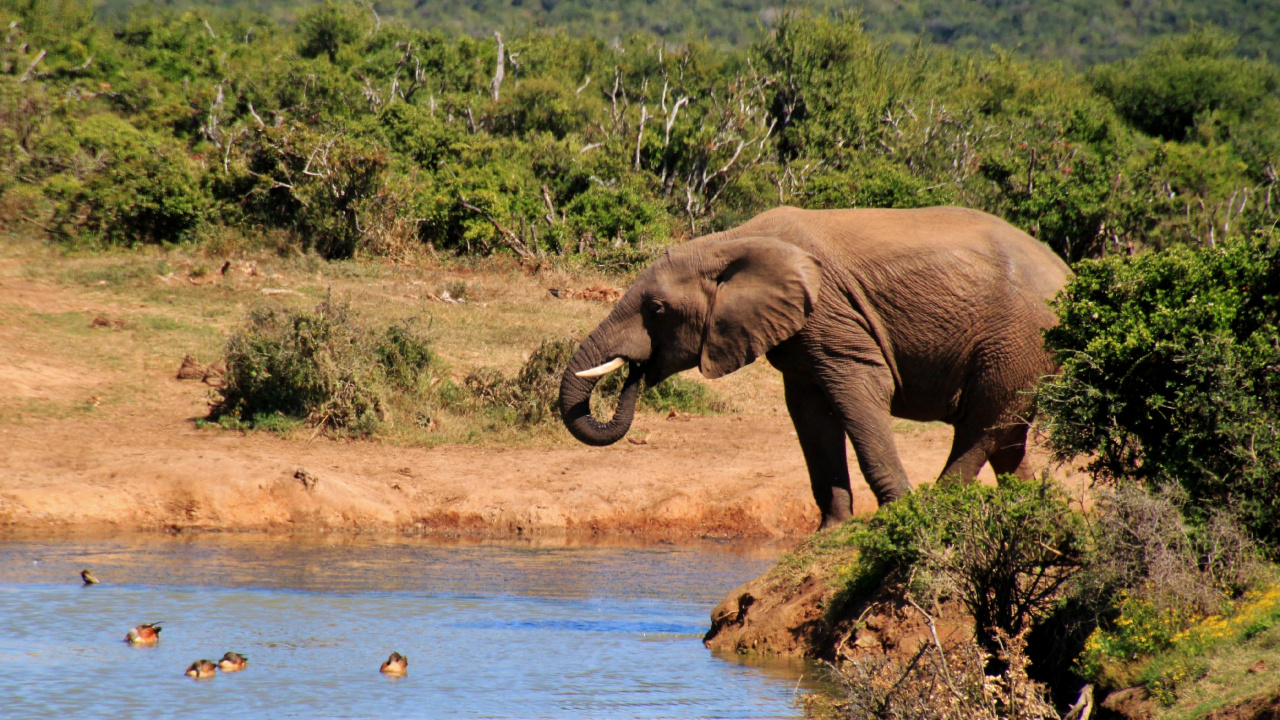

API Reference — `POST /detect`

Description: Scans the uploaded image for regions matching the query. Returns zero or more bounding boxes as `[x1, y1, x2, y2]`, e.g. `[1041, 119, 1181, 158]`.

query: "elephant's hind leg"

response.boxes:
[939, 421, 997, 484]
[940, 392, 1037, 484]
[988, 422, 1034, 479]
[783, 374, 855, 528]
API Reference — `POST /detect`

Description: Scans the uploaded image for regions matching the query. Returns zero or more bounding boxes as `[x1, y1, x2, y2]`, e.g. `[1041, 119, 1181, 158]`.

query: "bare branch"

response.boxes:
[634, 104, 649, 170]
[18, 49, 45, 82]
[490, 32, 504, 101]
[458, 196, 535, 259]
[247, 101, 266, 128]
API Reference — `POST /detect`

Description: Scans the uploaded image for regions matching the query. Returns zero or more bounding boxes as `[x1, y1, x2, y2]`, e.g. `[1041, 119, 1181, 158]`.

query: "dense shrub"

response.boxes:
[212, 300, 437, 434]
[295, 0, 374, 63]
[805, 475, 1273, 709]
[839, 478, 1083, 650]
[1039, 230, 1280, 547]
[231, 127, 391, 259]
[563, 182, 671, 256]
[1071, 484, 1269, 687]
[1090, 29, 1280, 142]
[41, 114, 209, 245]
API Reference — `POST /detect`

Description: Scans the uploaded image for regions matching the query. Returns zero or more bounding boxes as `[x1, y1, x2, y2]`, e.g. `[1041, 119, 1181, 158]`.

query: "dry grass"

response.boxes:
[0, 231, 777, 442]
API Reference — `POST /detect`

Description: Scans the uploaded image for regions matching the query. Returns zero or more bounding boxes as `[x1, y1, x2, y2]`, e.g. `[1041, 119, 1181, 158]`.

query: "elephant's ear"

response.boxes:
[699, 237, 822, 379]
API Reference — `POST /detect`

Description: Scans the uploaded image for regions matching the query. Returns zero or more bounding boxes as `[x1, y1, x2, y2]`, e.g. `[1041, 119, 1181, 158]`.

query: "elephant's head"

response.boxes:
[559, 235, 822, 446]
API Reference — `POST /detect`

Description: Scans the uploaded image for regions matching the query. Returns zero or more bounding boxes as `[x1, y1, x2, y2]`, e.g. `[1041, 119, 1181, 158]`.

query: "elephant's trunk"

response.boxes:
[560, 339, 642, 446]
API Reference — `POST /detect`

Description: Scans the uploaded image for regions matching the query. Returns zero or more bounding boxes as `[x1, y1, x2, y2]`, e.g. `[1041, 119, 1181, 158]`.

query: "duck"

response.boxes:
[124, 623, 162, 646]
[80, 569, 99, 585]
[380, 652, 408, 676]
[185, 659, 217, 679]
[217, 652, 248, 672]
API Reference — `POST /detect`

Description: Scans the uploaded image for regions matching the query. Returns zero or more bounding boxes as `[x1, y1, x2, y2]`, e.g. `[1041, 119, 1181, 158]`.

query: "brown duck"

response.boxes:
[185, 659, 217, 678]
[124, 623, 162, 646]
[217, 652, 248, 672]
[380, 652, 408, 676]
[80, 569, 99, 585]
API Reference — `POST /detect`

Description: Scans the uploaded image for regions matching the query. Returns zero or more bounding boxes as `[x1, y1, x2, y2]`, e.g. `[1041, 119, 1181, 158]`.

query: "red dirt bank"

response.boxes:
[0, 393, 1015, 539]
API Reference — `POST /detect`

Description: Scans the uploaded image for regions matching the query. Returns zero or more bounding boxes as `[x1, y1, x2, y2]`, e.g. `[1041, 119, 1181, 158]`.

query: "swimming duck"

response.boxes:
[217, 652, 248, 672]
[380, 652, 408, 676]
[125, 623, 162, 646]
[80, 569, 99, 585]
[185, 659, 217, 679]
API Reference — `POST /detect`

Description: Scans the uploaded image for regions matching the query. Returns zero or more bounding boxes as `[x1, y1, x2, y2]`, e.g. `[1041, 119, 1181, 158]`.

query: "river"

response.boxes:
[0, 533, 825, 719]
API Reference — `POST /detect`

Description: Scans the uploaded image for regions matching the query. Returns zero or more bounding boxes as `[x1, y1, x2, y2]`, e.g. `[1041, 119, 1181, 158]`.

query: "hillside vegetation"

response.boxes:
[2, 2, 1278, 268]
[91, 0, 1280, 62]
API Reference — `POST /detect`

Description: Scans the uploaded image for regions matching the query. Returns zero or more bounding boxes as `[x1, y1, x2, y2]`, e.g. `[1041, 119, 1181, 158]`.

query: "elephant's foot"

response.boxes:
[816, 488, 855, 529]
[817, 514, 852, 530]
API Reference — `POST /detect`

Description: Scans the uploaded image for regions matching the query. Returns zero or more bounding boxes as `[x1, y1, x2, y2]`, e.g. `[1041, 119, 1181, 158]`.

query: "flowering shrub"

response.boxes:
[1078, 583, 1280, 704]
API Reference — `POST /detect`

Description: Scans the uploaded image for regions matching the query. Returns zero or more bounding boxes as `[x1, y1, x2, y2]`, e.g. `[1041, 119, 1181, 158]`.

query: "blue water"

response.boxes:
[0, 535, 819, 719]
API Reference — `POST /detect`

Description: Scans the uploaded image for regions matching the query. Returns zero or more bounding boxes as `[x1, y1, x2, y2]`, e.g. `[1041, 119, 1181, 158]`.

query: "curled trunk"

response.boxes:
[560, 342, 642, 446]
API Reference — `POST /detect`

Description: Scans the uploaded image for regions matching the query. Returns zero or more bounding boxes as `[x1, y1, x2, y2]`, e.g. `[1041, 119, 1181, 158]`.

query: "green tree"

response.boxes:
[1039, 231, 1280, 548]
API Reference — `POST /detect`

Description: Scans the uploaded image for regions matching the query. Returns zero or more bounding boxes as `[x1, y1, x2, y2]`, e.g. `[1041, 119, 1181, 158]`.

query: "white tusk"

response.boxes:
[575, 357, 626, 378]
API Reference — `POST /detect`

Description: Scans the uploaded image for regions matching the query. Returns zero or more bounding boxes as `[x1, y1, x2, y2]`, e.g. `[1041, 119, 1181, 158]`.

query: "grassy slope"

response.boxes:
[0, 231, 787, 445]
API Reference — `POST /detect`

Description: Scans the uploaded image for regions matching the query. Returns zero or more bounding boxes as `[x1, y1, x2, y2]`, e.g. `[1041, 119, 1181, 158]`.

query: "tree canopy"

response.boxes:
[1, 2, 1277, 265]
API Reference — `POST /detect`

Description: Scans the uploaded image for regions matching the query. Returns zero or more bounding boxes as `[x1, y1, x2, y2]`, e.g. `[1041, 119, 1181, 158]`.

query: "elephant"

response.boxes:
[559, 206, 1073, 529]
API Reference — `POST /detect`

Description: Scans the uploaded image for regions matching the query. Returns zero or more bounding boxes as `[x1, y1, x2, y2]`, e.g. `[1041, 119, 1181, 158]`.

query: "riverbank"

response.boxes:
[0, 378, 1009, 540]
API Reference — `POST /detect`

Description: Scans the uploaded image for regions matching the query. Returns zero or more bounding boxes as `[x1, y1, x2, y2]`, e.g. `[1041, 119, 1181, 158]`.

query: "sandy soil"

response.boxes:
[0, 268, 1077, 541]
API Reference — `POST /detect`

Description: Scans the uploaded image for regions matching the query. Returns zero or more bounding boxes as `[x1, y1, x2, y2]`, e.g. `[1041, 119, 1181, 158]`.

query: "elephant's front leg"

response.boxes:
[819, 364, 913, 508]
[783, 373, 854, 529]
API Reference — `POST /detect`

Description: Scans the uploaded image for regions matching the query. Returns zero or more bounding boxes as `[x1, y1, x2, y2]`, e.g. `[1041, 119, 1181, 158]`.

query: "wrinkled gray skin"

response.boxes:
[560, 207, 1072, 529]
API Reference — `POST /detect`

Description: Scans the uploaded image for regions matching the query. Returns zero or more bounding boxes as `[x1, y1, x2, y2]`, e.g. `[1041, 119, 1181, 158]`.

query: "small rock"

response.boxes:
[627, 435, 648, 445]
[1101, 686, 1154, 720]
[547, 284, 622, 303]
[176, 355, 205, 380]
[295, 467, 319, 491]
[201, 358, 227, 385]
[852, 629, 880, 649]
[90, 315, 127, 330]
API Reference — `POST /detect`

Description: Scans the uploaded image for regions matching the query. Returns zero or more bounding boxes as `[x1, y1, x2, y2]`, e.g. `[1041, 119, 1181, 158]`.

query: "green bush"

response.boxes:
[232, 126, 390, 259]
[1039, 230, 1280, 548]
[634, 373, 727, 414]
[376, 320, 438, 389]
[837, 478, 1083, 650]
[212, 300, 437, 434]
[1091, 29, 1280, 142]
[490, 78, 594, 139]
[563, 181, 672, 259]
[41, 114, 209, 245]
[295, 0, 372, 64]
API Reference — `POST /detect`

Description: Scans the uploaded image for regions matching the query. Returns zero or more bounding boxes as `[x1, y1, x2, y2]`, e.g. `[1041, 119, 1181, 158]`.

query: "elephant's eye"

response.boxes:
[647, 299, 666, 316]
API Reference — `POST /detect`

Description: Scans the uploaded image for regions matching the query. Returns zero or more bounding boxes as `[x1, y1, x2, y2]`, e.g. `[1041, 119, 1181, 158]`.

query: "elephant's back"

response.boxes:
[739, 206, 1071, 302]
